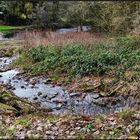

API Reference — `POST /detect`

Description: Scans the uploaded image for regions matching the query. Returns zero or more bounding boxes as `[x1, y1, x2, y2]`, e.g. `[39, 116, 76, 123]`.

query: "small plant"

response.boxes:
[14, 36, 140, 89]
[15, 118, 29, 127]
[118, 109, 134, 121]
[86, 123, 95, 130]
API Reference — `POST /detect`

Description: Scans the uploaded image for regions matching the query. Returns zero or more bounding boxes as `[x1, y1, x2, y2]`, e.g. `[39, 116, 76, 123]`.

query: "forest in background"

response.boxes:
[0, 1, 140, 35]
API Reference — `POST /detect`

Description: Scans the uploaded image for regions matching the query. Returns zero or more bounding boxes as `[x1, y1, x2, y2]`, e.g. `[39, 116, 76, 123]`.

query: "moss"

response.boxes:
[0, 40, 24, 57]
[15, 117, 29, 126]
[0, 103, 16, 112]
[118, 109, 134, 121]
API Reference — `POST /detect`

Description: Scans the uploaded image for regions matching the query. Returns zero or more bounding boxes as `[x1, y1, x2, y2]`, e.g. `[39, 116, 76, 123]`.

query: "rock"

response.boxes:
[93, 99, 107, 107]
[24, 77, 30, 82]
[37, 92, 43, 96]
[12, 103, 22, 111]
[84, 94, 94, 103]
[42, 95, 48, 99]
[65, 90, 69, 94]
[52, 99, 67, 104]
[57, 83, 62, 86]
[46, 130, 53, 135]
[14, 80, 18, 83]
[14, 131, 26, 139]
[31, 86, 34, 88]
[110, 98, 117, 105]
[92, 93, 99, 99]
[27, 130, 32, 137]
[70, 93, 81, 97]
[30, 80, 36, 85]
[57, 103, 62, 108]
[75, 127, 81, 130]
[17, 77, 21, 80]
[0, 75, 2, 77]
[29, 84, 34, 88]
[43, 78, 52, 84]
[21, 86, 25, 89]
[7, 85, 12, 90]
[33, 97, 38, 100]
[24, 82, 28, 86]
[37, 126, 43, 131]
[48, 92, 59, 99]
[11, 87, 15, 90]
[70, 131, 75, 135]
[99, 92, 107, 97]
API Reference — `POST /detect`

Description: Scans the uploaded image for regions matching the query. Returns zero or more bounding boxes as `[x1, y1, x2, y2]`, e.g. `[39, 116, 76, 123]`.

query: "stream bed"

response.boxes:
[0, 56, 135, 116]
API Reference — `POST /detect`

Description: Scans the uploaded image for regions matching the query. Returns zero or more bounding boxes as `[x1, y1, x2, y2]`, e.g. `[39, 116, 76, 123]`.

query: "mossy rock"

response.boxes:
[0, 102, 17, 115]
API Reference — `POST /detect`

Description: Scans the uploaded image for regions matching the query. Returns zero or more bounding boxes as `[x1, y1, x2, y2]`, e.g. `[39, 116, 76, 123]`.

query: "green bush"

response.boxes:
[16, 36, 140, 78]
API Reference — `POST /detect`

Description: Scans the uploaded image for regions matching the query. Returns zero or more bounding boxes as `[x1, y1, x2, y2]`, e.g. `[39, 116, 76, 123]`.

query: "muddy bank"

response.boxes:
[0, 56, 136, 116]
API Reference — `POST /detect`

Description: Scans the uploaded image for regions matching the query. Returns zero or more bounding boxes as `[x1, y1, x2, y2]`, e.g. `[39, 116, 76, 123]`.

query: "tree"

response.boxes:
[0, 1, 33, 25]
[67, 2, 90, 31]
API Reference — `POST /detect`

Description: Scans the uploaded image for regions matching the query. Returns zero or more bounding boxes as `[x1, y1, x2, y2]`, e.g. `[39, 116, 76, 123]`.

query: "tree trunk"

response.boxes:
[80, 21, 83, 32]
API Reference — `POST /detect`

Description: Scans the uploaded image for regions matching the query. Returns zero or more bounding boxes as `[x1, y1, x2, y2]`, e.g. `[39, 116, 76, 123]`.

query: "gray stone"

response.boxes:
[70, 93, 81, 97]
[92, 93, 99, 99]
[37, 92, 43, 96]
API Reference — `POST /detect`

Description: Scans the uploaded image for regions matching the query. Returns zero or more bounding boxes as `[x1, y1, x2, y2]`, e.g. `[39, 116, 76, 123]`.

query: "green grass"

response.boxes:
[14, 36, 140, 78]
[0, 25, 18, 33]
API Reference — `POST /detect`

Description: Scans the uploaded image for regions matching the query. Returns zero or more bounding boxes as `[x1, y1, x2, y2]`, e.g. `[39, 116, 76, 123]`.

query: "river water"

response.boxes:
[0, 26, 92, 40]
[0, 33, 4, 40]
[56, 26, 91, 33]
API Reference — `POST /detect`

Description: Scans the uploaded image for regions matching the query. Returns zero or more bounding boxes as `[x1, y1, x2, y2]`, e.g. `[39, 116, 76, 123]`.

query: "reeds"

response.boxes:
[17, 30, 104, 48]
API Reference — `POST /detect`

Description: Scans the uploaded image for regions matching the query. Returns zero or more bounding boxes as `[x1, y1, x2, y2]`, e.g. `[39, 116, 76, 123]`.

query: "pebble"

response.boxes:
[14, 80, 18, 83]
[52, 127, 58, 131]
[24, 77, 30, 81]
[93, 98, 107, 106]
[52, 99, 67, 104]
[75, 127, 81, 130]
[92, 93, 99, 99]
[70, 93, 81, 97]
[21, 86, 25, 89]
[70, 131, 75, 135]
[26, 130, 32, 137]
[43, 79, 52, 84]
[30, 80, 36, 85]
[37, 126, 43, 131]
[57, 103, 62, 108]
[11, 87, 15, 90]
[46, 130, 53, 135]
[42, 95, 48, 99]
[47, 92, 58, 99]
[37, 92, 43, 96]
[33, 97, 38, 100]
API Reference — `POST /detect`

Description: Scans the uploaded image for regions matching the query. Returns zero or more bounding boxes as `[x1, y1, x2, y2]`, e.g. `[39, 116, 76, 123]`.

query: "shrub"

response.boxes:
[16, 36, 140, 78]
